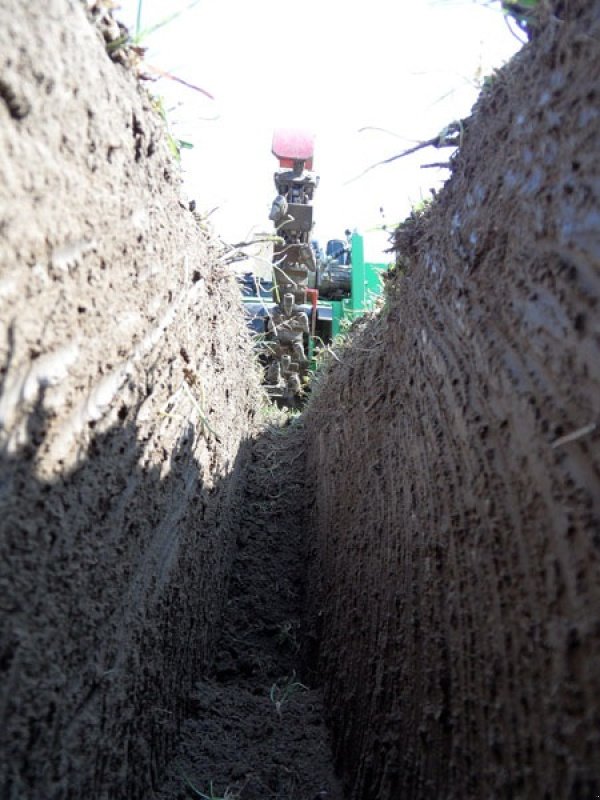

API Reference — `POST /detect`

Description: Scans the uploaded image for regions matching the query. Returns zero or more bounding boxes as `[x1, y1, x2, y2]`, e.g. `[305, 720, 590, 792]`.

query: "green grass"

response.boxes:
[133, 0, 203, 45]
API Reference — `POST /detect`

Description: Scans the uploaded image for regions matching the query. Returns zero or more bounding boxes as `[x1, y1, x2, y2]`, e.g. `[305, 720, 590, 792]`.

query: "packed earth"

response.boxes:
[155, 425, 342, 800]
[1, 1, 599, 799]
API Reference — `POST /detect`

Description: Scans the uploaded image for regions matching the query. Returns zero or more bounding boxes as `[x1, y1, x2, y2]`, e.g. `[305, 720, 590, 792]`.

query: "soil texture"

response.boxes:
[304, 2, 600, 798]
[154, 424, 342, 800]
[1, 3, 260, 798]
[2, 1, 600, 799]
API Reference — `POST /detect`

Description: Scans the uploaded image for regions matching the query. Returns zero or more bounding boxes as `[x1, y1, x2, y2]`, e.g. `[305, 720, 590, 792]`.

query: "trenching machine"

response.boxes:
[241, 129, 388, 405]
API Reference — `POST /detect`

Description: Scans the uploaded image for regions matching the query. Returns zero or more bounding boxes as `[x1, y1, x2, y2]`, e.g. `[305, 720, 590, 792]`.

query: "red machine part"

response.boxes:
[272, 128, 315, 170]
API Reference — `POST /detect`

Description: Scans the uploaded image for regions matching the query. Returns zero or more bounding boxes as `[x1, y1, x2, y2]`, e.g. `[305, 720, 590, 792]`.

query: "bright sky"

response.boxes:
[117, 0, 521, 261]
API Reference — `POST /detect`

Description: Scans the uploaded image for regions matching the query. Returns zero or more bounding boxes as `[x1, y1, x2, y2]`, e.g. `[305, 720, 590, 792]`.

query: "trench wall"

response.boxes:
[0, 3, 260, 798]
[304, 4, 600, 798]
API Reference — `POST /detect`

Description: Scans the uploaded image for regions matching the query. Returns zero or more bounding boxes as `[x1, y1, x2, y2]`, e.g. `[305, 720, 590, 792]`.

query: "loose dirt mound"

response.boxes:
[0, 3, 261, 798]
[155, 424, 342, 800]
[304, 3, 600, 798]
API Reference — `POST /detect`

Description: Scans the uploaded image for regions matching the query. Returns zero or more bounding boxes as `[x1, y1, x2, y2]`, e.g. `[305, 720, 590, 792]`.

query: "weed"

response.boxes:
[149, 94, 187, 160]
[132, 0, 203, 45]
[410, 193, 434, 216]
[182, 775, 238, 800]
[182, 369, 221, 443]
[480, 67, 502, 92]
[276, 621, 300, 653]
[107, 0, 214, 157]
[258, 400, 291, 427]
[269, 674, 308, 715]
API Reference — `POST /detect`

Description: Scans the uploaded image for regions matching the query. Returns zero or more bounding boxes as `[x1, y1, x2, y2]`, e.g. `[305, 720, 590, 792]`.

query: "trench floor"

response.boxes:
[155, 423, 342, 800]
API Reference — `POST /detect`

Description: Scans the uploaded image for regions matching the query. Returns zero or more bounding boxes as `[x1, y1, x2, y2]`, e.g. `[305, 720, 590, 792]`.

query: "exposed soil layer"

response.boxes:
[155, 424, 342, 800]
[304, 3, 600, 798]
[3, 1, 600, 799]
[0, 3, 261, 798]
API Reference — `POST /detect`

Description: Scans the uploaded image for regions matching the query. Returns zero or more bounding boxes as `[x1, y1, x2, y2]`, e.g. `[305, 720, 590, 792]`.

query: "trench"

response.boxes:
[1, 2, 600, 800]
[153, 425, 342, 800]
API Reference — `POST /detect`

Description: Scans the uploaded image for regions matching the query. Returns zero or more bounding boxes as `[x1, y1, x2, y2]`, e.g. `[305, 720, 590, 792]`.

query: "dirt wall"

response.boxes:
[0, 3, 261, 798]
[304, 4, 600, 798]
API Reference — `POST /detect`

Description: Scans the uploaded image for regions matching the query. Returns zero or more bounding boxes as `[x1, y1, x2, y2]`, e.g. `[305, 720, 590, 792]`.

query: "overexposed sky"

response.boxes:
[117, 0, 521, 260]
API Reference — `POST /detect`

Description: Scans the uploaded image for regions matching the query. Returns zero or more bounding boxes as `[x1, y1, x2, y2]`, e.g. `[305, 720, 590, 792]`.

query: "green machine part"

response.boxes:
[330, 299, 345, 338]
[349, 233, 387, 314]
[316, 233, 388, 340]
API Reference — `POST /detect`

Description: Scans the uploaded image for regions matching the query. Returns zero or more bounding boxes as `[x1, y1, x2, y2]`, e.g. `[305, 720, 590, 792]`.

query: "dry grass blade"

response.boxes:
[358, 126, 420, 142]
[144, 63, 215, 100]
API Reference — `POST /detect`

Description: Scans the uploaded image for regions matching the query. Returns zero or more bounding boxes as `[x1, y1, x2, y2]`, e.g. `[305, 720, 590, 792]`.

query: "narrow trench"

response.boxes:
[155, 423, 342, 800]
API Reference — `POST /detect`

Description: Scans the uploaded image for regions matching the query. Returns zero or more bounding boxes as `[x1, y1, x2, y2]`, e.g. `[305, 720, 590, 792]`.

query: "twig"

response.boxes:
[346, 121, 465, 185]
[144, 63, 215, 99]
[551, 422, 596, 449]
[230, 236, 282, 249]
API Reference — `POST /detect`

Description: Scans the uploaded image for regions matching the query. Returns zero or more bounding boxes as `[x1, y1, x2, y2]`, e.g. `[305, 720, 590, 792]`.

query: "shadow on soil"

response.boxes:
[0, 383, 340, 800]
[1, 383, 245, 799]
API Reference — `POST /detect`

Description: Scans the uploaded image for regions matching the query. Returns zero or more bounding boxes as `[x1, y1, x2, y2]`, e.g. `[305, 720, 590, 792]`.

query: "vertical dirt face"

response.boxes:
[304, 4, 600, 798]
[3, 2, 600, 799]
[0, 2, 261, 798]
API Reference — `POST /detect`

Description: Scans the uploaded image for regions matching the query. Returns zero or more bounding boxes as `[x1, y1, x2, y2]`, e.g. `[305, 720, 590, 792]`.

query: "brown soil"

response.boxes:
[154, 424, 342, 800]
[0, 3, 262, 798]
[2, 1, 600, 799]
[303, 2, 600, 798]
